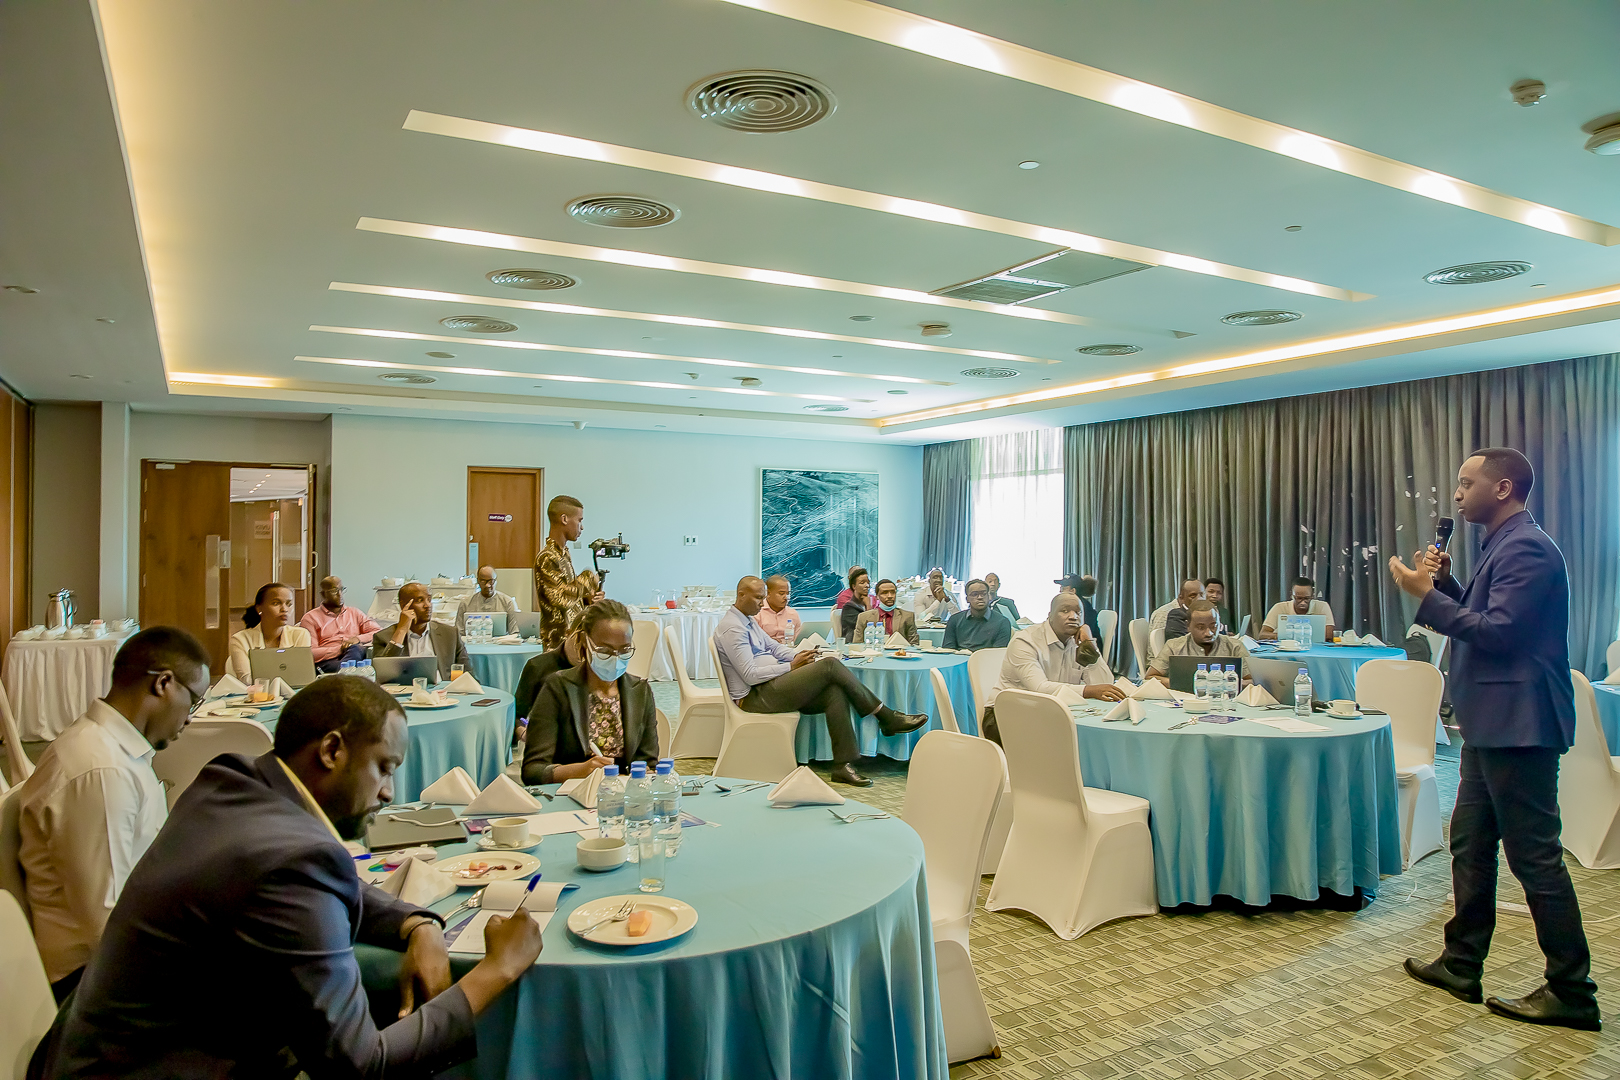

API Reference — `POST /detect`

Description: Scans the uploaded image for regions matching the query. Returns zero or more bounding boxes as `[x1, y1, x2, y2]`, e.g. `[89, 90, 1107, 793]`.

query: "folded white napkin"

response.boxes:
[379, 856, 455, 907]
[208, 673, 250, 699]
[557, 767, 603, 809]
[1605, 670, 1620, 686]
[421, 766, 481, 804]
[1129, 679, 1172, 700]
[446, 671, 484, 695]
[885, 632, 909, 649]
[1361, 634, 1387, 648]
[1236, 683, 1280, 707]
[490, 634, 523, 645]
[794, 633, 826, 653]
[1239, 635, 1262, 651]
[768, 765, 845, 807]
[270, 678, 296, 700]
[465, 774, 543, 815]
[1339, 629, 1363, 645]
[1105, 698, 1148, 724]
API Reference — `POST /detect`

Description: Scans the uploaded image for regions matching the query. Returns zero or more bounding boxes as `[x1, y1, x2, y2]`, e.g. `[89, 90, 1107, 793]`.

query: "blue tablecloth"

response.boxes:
[1247, 643, 1407, 700]
[255, 689, 514, 803]
[417, 782, 946, 1080]
[795, 652, 976, 762]
[1593, 683, 1620, 748]
[466, 642, 546, 694]
[1072, 701, 1402, 907]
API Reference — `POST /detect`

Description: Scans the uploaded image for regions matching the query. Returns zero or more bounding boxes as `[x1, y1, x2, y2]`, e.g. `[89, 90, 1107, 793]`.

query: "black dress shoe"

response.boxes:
[1404, 957, 1483, 1003]
[829, 763, 873, 787]
[1486, 985, 1602, 1031]
[878, 711, 930, 737]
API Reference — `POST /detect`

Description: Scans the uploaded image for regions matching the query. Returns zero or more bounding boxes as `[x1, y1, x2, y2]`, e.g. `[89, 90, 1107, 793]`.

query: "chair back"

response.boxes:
[0, 684, 31, 788]
[928, 667, 961, 733]
[1235, 613, 1250, 637]
[1355, 658, 1443, 771]
[1569, 670, 1615, 763]
[655, 708, 672, 759]
[1608, 640, 1620, 682]
[627, 620, 660, 681]
[991, 689, 1088, 826]
[664, 626, 699, 694]
[707, 638, 741, 716]
[1096, 610, 1118, 669]
[0, 890, 53, 1080]
[1407, 624, 1448, 670]
[0, 786, 27, 924]
[492, 568, 536, 611]
[1127, 619, 1150, 680]
[152, 718, 273, 809]
[1148, 627, 1166, 660]
[965, 648, 1005, 724]
[901, 731, 1004, 925]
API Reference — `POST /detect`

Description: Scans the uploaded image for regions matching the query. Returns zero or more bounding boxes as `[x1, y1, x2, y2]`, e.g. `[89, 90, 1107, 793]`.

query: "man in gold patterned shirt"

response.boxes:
[534, 494, 601, 650]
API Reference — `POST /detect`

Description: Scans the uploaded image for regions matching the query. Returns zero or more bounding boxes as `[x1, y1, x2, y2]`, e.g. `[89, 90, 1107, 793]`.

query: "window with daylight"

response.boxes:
[967, 428, 1064, 619]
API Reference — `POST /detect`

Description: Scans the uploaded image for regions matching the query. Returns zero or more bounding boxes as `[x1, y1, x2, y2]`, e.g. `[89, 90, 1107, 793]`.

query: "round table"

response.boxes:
[1071, 700, 1402, 907]
[1592, 683, 1620, 747]
[5, 632, 133, 740]
[1246, 643, 1407, 700]
[466, 643, 546, 694]
[255, 689, 515, 804]
[630, 609, 724, 681]
[795, 650, 976, 763]
[405, 782, 946, 1080]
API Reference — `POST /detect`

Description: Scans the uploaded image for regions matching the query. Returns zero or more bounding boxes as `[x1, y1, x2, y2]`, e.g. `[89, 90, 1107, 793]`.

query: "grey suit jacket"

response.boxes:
[372, 620, 471, 683]
[521, 666, 660, 784]
[852, 606, 920, 645]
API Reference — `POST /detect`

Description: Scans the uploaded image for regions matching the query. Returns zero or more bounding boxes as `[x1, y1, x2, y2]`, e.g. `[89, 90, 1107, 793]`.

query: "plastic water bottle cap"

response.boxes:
[656, 761, 672, 775]
[603, 764, 619, 777]
[630, 762, 647, 777]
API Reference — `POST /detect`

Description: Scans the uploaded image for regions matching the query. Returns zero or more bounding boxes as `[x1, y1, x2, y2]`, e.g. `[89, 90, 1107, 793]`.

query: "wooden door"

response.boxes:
[140, 461, 232, 670]
[467, 466, 542, 583]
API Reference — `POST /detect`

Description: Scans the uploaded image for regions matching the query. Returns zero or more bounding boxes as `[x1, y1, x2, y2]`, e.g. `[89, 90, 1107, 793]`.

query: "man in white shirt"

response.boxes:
[1258, 576, 1338, 639]
[1151, 578, 1204, 635]
[985, 594, 1124, 743]
[912, 568, 960, 623]
[456, 566, 520, 634]
[17, 627, 211, 1000]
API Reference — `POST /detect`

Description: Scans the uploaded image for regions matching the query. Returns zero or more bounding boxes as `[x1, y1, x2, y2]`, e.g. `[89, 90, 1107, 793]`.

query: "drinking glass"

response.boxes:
[413, 677, 428, 694]
[638, 834, 666, 893]
[450, 664, 465, 680]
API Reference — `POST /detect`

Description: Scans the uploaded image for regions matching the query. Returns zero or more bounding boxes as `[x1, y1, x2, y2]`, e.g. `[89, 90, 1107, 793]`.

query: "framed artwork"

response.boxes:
[760, 469, 879, 606]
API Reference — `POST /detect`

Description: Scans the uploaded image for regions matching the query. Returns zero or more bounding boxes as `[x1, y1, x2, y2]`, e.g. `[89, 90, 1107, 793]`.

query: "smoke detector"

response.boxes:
[567, 195, 679, 228]
[961, 367, 1019, 380]
[733, 376, 763, 387]
[803, 403, 849, 412]
[1076, 344, 1141, 356]
[1424, 261, 1532, 285]
[1221, 310, 1301, 326]
[1510, 79, 1547, 107]
[378, 372, 437, 385]
[486, 269, 576, 290]
[439, 315, 518, 333]
[687, 70, 836, 133]
[919, 323, 952, 338]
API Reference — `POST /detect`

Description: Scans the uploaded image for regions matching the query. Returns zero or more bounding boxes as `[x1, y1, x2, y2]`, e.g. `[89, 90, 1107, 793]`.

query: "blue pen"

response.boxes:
[522, 873, 542, 904]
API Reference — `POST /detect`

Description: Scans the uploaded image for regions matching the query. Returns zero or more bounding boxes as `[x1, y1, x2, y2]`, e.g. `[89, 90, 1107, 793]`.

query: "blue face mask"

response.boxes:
[878, 597, 896, 612]
[590, 653, 630, 682]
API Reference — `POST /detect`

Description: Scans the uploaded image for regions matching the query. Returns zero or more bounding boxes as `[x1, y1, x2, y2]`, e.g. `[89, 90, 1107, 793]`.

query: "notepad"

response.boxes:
[446, 880, 578, 958]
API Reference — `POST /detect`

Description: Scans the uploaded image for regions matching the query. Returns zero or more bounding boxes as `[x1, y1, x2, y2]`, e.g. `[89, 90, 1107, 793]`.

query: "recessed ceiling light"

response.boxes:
[1424, 261, 1532, 285]
[1284, 225, 1304, 232]
[804, 404, 849, 412]
[687, 70, 836, 132]
[96, 317, 116, 324]
[486, 268, 576, 290]
[1530, 283, 1548, 288]
[962, 367, 1019, 379]
[1017, 160, 1040, 170]
[887, 389, 908, 395]
[1076, 344, 1141, 356]
[439, 315, 517, 333]
[566, 195, 679, 228]
[848, 314, 874, 322]
[378, 372, 437, 385]
[426, 351, 456, 358]
[1221, 310, 1302, 326]
[168, 372, 280, 388]
[3, 284, 38, 294]
[70, 374, 93, 379]
[1583, 119, 1620, 156]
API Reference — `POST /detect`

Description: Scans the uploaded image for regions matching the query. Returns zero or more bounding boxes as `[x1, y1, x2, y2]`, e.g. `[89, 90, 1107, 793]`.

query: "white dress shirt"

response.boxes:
[226, 624, 313, 683]
[714, 606, 796, 700]
[990, 619, 1113, 708]
[18, 700, 167, 981]
[456, 589, 520, 632]
[912, 588, 961, 623]
[404, 627, 435, 658]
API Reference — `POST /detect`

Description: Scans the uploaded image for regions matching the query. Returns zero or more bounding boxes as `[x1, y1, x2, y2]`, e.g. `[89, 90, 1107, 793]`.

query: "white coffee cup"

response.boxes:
[490, 816, 530, 848]
[1329, 698, 1357, 715]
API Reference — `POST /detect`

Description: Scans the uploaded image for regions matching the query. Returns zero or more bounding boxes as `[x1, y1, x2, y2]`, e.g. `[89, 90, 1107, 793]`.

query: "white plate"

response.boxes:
[1325, 710, 1363, 720]
[567, 894, 698, 946]
[436, 851, 540, 883]
[476, 834, 542, 853]
[404, 699, 459, 709]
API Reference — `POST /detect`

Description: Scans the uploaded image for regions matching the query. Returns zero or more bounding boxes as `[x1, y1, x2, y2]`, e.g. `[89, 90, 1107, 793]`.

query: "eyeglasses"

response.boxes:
[587, 644, 635, 662]
[149, 669, 206, 713]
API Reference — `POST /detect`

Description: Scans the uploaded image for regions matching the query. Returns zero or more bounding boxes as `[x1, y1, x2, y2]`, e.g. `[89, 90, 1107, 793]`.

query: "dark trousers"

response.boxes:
[50, 966, 83, 1005]
[1442, 744, 1596, 1005]
[315, 643, 367, 674]
[739, 657, 883, 766]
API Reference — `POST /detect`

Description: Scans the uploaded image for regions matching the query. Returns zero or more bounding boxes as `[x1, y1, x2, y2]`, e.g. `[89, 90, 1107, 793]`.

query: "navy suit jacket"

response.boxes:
[1415, 510, 1576, 750]
[36, 752, 475, 1079]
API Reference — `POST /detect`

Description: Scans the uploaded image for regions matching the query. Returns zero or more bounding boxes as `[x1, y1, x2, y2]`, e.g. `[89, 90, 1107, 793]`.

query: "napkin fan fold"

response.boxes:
[420, 766, 481, 804]
[379, 856, 454, 907]
[557, 767, 604, 810]
[465, 774, 543, 815]
[768, 765, 845, 807]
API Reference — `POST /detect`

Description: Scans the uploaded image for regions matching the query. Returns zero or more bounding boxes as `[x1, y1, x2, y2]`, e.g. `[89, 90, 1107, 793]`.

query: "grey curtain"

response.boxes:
[1064, 352, 1620, 676]
[921, 440, 974, 580]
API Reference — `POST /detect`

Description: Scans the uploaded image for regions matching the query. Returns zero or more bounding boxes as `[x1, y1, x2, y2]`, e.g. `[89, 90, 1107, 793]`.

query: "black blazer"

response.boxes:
[522, 666, 660, 785]
[33, 752, 473, 1079]
[514, 647, 572, 723]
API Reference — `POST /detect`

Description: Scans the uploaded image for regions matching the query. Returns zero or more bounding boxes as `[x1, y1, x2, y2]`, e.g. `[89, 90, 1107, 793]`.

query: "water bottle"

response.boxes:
[624, 762, 651, 865]
[1293, 668, 1313, 716]
[596, 765, 625, 842]
[1194, 663, 1208, 699]
[1225, 664, 1238, 702]
[652, 760, 682, 859]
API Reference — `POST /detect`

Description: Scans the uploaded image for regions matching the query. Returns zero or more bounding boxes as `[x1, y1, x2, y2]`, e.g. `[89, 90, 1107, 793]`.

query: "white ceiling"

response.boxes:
[2, 0, 1618, 442]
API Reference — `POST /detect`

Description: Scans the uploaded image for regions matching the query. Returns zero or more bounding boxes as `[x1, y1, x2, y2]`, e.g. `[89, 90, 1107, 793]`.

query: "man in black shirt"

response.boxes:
[943, 579, 1013, 652]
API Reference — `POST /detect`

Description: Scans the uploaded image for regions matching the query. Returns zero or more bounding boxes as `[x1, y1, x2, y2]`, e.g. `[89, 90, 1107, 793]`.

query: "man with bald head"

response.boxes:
[299, 575, 380, 673]
[984, 593, 1123, 742]
[372, 582, 470, 682]
[715, 576, 928, 786]
[456, 566, 520, 634]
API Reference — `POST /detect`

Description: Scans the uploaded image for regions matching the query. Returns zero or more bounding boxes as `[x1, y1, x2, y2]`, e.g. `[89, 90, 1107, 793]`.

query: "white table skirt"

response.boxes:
[5, 635, 131, 741]
[632, 609, 723, 681]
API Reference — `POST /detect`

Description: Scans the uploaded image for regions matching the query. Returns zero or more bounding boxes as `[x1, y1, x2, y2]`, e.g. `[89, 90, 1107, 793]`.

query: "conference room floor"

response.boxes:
[653, 682, 1620, 1080]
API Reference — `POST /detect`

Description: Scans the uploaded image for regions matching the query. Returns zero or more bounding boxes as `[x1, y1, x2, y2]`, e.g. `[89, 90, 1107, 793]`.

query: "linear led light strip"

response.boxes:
[715, 0, 1620, 247]
[331, 281, 1059, 364]
[295, 355, 877, 403]
[170, 373, 282, 388]
[308, 324, 952, 385]
[405, 110, 1363, 302]
[356, 217, 1174, 336]
[882, 283, 1620, 426]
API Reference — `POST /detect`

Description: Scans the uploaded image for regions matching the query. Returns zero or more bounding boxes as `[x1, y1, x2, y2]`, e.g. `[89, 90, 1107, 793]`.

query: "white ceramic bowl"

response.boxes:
[576, 836, 627, 872]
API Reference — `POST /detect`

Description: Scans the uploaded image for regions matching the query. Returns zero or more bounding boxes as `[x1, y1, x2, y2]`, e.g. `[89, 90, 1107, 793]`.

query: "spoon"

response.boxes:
[828, 809, 891, 823]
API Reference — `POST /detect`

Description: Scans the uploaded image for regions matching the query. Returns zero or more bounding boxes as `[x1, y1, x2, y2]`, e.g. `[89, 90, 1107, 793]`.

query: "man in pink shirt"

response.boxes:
[298, 576, 380, 672]
[753, 574, 803, 645]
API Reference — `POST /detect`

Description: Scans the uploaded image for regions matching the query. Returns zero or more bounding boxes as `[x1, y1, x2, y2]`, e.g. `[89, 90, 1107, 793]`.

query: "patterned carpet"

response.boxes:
[653, 682, 1620, 1079]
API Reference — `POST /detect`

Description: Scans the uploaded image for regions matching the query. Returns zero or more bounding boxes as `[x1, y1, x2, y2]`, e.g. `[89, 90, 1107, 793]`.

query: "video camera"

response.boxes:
[588, 532, 630, 587]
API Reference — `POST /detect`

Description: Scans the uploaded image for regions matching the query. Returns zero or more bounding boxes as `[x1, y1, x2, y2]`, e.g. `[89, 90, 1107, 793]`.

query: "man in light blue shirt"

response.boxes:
[716, 576, 928, 787]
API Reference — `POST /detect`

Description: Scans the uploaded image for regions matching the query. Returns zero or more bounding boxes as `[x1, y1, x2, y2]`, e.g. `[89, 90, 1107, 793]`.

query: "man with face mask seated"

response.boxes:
[31, 676, 542, 1080]
[849, 578, 920, 646]
[983, 593, 1125, 745]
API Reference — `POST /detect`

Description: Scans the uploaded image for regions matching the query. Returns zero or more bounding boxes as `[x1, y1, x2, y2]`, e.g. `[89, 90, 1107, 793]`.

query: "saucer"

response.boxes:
[476, 834, 542, 853]
[1325, 709, 1362, 719]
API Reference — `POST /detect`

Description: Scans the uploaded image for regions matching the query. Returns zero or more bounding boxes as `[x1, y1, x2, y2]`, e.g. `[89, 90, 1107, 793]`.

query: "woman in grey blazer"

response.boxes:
[522, 599, 659, 784]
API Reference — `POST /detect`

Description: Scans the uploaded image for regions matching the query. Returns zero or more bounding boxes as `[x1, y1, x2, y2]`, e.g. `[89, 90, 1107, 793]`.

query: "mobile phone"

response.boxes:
[471, 697, 501, 707]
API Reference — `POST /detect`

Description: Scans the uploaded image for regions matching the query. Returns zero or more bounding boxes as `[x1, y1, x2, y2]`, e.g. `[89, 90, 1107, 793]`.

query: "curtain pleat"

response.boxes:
[920, 440, 974, 581]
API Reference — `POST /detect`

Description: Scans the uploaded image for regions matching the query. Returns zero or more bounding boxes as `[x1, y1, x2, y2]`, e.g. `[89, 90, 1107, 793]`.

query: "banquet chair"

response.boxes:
[706, 640, 798, 783]
[1148, 627, 1166, 662]
[0, 891, 53, 1080]
[964, 648, 1005, 728]
[986, 690, 1156, 939]
[0, 683, 32, 788]
[940, 660, 1012, 876]
[1607, 640, 1620, 682]
[1096, 610, 1118, 671]
[1557, 671, 1620, 869]
[1235, 613, 1250, 637]
[1405, 624, 1451, 742]
[928, 668, 961, 734]
[151, 718, 273, 809]
[0, 785, 27, 923]
[1127, 619, 1151, 681]
[1355, 659, 1444, 868]
[901, 730, 1004, 1063]
[655, 708, 672, 760]
[664, 627, 724, 759]
[626, 620, 660, 681]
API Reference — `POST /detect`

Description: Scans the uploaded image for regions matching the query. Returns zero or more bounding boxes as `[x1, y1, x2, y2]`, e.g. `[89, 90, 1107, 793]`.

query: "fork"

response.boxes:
[442, 886, 487, 924]
[829, 809, 891, 823]
[721, 782, 770, 797]
[577, 898, 636, 935]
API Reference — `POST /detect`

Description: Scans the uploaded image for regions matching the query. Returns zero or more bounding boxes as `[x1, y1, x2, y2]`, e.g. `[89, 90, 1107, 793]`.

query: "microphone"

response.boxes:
[1434, 517, 1455, 552]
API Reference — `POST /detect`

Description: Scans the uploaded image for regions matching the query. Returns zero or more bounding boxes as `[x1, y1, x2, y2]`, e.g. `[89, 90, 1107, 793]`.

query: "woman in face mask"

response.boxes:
[521, 598, 660, 784]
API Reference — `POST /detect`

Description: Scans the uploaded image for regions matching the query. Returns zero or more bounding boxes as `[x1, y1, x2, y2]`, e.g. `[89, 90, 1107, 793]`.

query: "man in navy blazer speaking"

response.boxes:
[1389, 446, 1599, 1032]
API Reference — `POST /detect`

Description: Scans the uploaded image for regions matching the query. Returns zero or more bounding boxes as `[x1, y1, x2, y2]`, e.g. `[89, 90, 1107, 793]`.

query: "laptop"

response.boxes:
[1278, 613, 1328, 643]
[1247, 656, 1307, 705]
[372, 654, 440, 686]
[513, 611, 542, 640]
[248, 646, 318, 689]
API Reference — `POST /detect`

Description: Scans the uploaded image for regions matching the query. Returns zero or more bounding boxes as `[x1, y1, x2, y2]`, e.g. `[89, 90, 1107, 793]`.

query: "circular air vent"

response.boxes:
[486, 268, 577, 290]
[1424, 261, 1532, 285]
[961, 367, 1020, 380]
[688, 70, 836, 133]
[1221, 310, 1302, 326]
[1076, 344, 1141, 356]
[848, 314, 874, 322]
[567, 195, 679, 228]
[803, 403, 849, 412]
[378, 372, 437, 385]
[439, 315, 518, 334]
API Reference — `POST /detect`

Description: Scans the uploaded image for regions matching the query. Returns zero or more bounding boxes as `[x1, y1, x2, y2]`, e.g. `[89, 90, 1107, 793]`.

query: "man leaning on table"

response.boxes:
[753, 574, 802, 644]
[1147, 601, 1250, 686]
[1258, 576, 1337, 640]
[1390, 446, 1599, 1032]
[300, 575, 380, 673]
[717, 576, 929, 788]
[912, 568, 960, 623]
[942, 579, 1012, 652]
[30, 676, 542, 1079]
[983, 593, 1125, 744]
[17, 628, 210, 1003]
[534, 494, 602, 651]
[373, 581, 470, 682]
[456, 565, 520, 634]
[851, 578, 920, 646]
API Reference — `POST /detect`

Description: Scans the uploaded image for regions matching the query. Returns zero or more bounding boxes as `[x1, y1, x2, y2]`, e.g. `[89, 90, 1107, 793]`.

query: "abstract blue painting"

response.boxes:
[760, 469, 879, 606]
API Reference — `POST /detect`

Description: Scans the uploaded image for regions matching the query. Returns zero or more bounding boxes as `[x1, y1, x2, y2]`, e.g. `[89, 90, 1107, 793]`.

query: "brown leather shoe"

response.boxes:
[828, 762, 872, 787]
[1486, 985, 1601, 1031]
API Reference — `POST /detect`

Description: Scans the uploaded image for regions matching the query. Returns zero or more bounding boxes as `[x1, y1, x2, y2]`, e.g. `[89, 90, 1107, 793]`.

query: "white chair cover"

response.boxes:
[1148, 627, 1166, 663]
[928, 667, 960, 734]
[0, 891, 53, 1079]
[965, 648, 1005, 726]
[0, 682, 32, 789]
[1355, 659, 1444, 867]
[706, 639, 798, 783]
[151, 718, 273, 809]
[0, 786, 28, 925]
[626, 620, 661, 682]
[1096, 610, 1118, 670]
[1558, 671, 1620, 869]
[1607, 640, 1620, 682]
[664, 626, 724, 759]
[1127, 618, 1151, 681]
[655, 708, 672, 761]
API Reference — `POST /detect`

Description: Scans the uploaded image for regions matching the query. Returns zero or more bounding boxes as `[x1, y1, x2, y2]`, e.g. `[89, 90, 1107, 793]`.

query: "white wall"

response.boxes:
[328, 415, 924, 608]
[31, 403, 101, 622]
